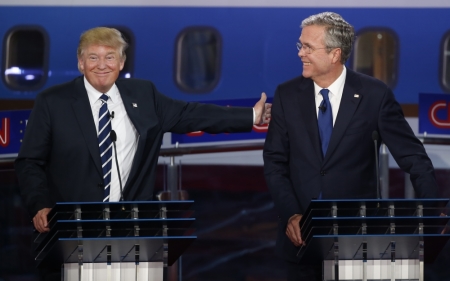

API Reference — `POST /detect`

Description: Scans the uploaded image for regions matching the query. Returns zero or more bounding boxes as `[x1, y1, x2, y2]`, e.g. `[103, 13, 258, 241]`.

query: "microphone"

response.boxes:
[110, 111, 115, 119]
[110, 129, 124, 202]
[372, 131, 381, 205]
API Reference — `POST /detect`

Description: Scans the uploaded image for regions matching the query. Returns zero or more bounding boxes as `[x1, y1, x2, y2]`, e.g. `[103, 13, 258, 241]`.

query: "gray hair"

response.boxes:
[301, 12, 354, 64]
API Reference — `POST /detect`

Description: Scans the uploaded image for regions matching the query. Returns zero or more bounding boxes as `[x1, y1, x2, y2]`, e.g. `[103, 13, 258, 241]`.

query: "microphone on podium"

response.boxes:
[110, 130, 124, 202]
[372, 131, 381, 206]
[109, 111, 124, 203]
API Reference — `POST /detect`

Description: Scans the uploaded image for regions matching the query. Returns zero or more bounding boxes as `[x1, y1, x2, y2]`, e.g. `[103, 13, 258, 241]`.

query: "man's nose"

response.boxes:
[298, 47, 306, 57]
[97, 58, 107, 68]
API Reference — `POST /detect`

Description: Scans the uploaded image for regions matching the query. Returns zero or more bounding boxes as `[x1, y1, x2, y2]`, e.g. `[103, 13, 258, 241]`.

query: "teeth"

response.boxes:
[303, 62, 311, 65]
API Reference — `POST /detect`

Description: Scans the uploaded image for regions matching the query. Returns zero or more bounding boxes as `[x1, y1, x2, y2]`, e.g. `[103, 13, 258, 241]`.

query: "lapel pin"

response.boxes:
[354, 94, 360, 98]
[132, 103, 138, 108]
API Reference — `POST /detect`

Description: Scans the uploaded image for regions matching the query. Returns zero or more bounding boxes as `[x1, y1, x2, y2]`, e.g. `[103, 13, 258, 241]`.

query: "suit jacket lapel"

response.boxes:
[298, 79, 323, 161]
[324, 70, 363, 162]
[71, 77, 103, 176]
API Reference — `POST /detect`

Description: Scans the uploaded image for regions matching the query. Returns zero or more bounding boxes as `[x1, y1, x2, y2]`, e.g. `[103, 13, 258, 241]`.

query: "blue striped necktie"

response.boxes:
[318, 89, 333, 157]
[98, 94, 112, 202]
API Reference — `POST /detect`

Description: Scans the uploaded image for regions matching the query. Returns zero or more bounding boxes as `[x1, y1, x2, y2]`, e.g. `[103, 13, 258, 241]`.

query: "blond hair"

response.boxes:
[77, 27, 128, 71]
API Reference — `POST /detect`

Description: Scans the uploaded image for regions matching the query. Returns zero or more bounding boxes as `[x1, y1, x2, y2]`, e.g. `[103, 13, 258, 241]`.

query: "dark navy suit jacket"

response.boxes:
[16, 76, 253, 217]
[263, 69, 438, 262]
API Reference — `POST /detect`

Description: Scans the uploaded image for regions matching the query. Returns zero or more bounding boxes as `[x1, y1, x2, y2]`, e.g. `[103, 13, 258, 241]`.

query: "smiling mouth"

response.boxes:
[303, 62, 311, 66]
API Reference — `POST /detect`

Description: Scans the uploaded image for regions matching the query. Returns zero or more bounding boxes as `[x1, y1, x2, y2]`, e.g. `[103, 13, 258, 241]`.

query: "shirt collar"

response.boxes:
[314, 66, 347, 99]
[84, 76, 119, 106]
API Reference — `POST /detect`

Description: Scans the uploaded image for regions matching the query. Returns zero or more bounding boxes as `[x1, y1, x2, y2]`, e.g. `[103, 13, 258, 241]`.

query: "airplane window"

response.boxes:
[440, 32, 450, 92]
[175, 27, 221, 93]
[353, 29, 398, 88]
[2, 26, 49, 91]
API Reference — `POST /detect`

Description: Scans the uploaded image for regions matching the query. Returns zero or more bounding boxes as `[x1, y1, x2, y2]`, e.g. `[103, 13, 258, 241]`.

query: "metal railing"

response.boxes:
[158, 134, 450, 200]
[159, 140, 265, 157]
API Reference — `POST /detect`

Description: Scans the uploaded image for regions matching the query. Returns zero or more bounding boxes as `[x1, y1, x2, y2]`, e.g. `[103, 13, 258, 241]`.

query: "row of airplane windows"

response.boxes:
[2, 25, 450, 93]
[2, 25, 221, 93]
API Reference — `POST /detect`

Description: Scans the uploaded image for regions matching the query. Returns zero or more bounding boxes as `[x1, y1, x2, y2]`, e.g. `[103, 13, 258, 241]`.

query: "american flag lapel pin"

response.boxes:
[132, 103, 138, 108]
[354, 94, 360, 98]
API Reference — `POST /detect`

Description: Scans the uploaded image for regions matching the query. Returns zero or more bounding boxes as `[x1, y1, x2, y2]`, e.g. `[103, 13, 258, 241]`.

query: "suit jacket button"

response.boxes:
[320, 171, 326, 176]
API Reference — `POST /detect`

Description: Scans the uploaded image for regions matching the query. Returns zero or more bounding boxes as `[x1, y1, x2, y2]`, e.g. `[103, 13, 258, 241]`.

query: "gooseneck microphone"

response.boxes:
[110, 130, 124, 202]
[372, 131, 381, 204]
[109, 111, 124, 202]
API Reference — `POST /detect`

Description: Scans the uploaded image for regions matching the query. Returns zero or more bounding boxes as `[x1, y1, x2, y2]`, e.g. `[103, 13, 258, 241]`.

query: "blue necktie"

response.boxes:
[98, 94, 112, 202]
[318, 89, 333, 157]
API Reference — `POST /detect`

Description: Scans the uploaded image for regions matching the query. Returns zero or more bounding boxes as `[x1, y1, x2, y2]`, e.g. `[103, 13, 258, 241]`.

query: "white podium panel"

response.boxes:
[63, 262, 163, 281]
[323, 259, 419, 281]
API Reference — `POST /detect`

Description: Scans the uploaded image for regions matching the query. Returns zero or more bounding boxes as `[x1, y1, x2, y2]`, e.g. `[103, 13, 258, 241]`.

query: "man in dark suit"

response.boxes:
[15, 27, 269, 235]
[263, 12, 438, 281]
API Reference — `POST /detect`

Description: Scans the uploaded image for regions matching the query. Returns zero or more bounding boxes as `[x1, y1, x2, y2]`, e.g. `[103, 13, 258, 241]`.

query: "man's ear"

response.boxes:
[78, 59, 84, 73]
[332, 48, 342, 64]
[120, 59, 125, 71]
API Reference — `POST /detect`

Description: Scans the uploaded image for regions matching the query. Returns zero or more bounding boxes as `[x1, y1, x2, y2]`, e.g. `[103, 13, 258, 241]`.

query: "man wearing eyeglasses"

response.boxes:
[263, 12, 438, 281]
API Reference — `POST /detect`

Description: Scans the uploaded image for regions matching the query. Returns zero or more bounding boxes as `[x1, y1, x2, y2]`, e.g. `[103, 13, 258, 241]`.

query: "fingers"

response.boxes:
[286, 214, 304, 247]
[263, 103, 272, 123]
[286, 225, 302, 246]
[254, 92, 272, 125]
[33, 208, 51, 233]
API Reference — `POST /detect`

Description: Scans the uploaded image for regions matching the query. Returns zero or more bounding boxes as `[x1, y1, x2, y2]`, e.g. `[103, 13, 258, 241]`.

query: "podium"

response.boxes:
[297, 199, 450, 281]
[33, 201, 196, 281]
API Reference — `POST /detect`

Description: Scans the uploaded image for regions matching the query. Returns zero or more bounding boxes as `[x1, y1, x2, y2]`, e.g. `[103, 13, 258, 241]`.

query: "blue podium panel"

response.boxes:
[34, 218, 195, 252]
[52, 218, 195, 230]
[36, 236, 195, 267]
[48, 200, 194, 220]
[47, 201, 194, 211]
[309, 216, 449, 229]
[302, 199, 449, 218]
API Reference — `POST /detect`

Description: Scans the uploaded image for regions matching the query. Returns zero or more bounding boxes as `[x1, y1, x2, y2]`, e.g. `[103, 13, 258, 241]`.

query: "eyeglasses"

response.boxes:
[296, 42, 330, 54]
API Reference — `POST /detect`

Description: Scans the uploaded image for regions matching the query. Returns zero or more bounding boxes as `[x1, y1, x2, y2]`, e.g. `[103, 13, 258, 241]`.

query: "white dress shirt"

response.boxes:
[314, 66, 347, 126]
[85, 77, 139, 202]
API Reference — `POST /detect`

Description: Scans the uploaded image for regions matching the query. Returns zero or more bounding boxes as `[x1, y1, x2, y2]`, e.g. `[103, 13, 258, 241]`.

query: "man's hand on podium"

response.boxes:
[33, 207, 52, 233]
[286, 214, 305, 247]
